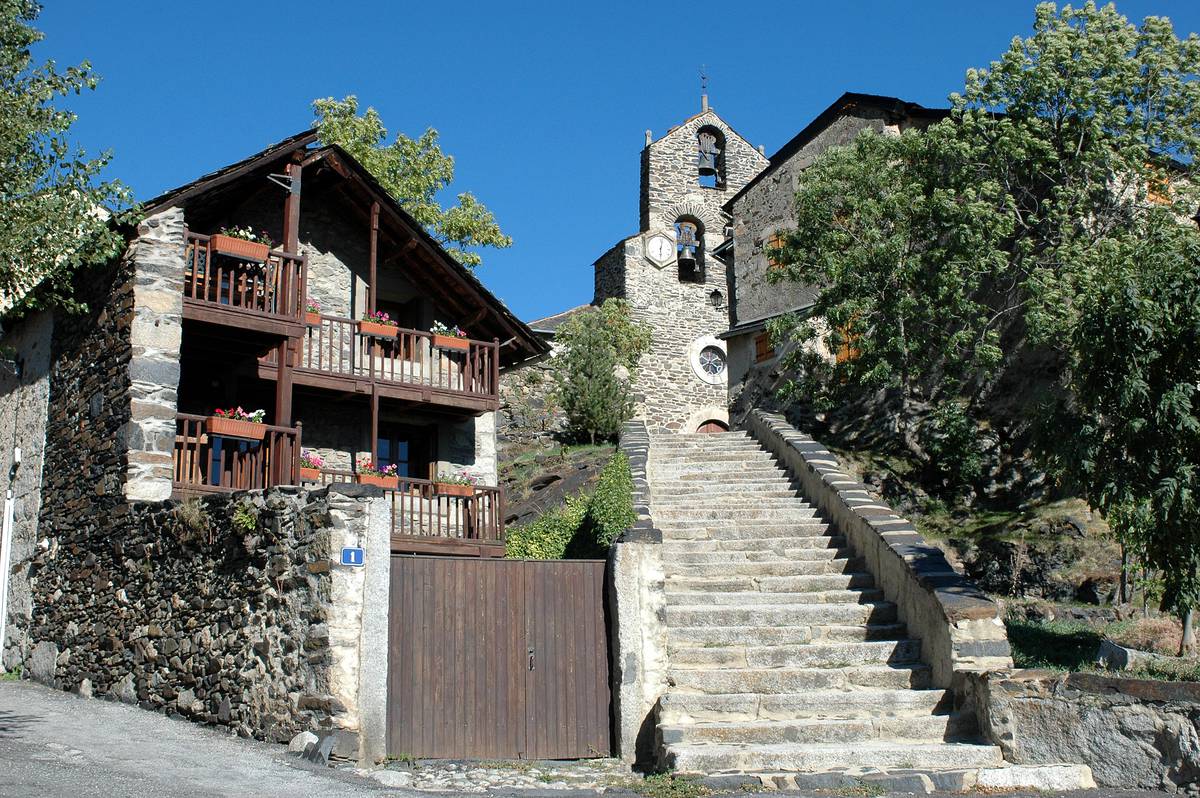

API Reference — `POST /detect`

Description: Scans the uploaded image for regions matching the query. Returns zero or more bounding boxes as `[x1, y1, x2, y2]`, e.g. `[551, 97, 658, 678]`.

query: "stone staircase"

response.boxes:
[647, 430, 1004, 778]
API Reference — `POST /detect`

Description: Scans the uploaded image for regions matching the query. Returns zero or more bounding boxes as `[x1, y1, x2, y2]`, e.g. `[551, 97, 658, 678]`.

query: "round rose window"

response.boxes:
[699, 346, 726, 376]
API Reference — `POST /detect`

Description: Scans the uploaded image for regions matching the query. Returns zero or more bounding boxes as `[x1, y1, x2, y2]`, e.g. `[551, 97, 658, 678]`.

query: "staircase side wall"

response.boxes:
[607, 421, 668, 765]
[745, 410, 1012, 687]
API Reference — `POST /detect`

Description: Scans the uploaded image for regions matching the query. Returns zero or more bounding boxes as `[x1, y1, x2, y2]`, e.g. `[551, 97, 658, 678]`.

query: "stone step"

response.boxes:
[669, 639, 922, 669]
[667, 601, 896, 628]
[661, 535, 842, 552]
[663, 740, 1004, 775]
[652, 450, 779, 462]
[659, 483, 800, 496]
[667, 571, 866, 591]
[668, 662, 932, 694]
[656, 521, 830, 535]
[665, 545, 851, 565]
[666, 588, 885, 606]
[654, 508, 820, 522]
[651, 500, 813, 511]
[664, 559, 863, 578]
[659, 712, 975, 746]
[666, 623, 907, 648]
[653, 465, 786, 476]
[672, 471, 794, 482]
[657, 688, 953, 724]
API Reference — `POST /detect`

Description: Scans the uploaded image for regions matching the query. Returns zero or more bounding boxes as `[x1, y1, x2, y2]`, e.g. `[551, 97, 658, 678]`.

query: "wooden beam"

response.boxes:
[275, 338, 294, 426]
[370, 388, 380, 466]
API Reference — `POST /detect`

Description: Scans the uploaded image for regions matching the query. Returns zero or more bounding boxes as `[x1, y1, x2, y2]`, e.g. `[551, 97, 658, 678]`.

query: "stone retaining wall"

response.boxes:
[22, 485, 389, 764]
[960, 669, 1200, 791]
[745, 410, 1012, 686]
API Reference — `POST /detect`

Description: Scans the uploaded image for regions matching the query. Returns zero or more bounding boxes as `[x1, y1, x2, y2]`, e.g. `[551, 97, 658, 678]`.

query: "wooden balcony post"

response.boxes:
[275, 338, 294, 426]
[370, 387, 380, 465]
[368, 201, 379, 314]
[283, 161, 302, 253]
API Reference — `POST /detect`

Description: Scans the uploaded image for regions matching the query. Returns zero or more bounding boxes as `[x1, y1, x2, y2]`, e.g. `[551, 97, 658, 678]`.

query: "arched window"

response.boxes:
[696, 126, 726, 188]
[674, 218, 704, 283]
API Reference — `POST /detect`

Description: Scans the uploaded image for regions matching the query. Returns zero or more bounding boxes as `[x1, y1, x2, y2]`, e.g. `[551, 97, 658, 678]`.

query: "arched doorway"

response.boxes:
[696, 419, 729, 434]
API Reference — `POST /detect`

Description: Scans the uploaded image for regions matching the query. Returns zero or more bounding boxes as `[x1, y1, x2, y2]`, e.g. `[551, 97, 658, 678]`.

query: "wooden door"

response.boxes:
[696, 419, 729, 433]
[387, 556, 611, 760]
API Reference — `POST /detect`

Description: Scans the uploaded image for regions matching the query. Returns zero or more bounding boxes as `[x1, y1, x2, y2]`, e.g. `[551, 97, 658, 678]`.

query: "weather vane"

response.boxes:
[700, 64, 709, 94]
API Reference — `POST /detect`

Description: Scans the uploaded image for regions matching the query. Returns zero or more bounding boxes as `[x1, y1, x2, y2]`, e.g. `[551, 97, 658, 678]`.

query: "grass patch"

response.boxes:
[628, 773, 711, 798]
[0, 669, 20, 682]
[475, 759, 534, 772]
[1006, 614, 1200, 681]
[1006, 616, 1104, 671]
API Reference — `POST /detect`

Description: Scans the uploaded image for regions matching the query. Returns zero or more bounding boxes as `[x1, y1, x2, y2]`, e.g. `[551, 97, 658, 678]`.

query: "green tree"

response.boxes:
[0, 0, 130, 314]
[1047, 215, 1200, 653]
[553, 299, 651, 444]
[770, 1, 1200, 461]
[313, 95, 511, 268]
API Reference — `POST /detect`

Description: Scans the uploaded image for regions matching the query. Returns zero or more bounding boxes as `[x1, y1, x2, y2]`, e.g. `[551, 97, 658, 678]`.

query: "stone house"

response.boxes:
[719, 92, 947, 422]
[0, 130, 547, 678]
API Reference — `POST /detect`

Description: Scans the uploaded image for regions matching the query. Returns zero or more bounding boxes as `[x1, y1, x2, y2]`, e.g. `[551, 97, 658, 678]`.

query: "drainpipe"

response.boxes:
[0, 447, 19, 673]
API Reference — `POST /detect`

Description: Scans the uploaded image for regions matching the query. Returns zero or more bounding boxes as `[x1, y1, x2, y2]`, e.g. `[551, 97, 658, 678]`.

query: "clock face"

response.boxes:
[646, 234, 674, 267]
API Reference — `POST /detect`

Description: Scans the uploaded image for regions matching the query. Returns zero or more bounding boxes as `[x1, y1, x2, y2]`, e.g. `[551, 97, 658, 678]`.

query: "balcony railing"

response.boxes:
[172, 413, 302, 494]
[299, 467, 504, 550]
[183, 232, 306, 321]
[265, 314, 499, 402]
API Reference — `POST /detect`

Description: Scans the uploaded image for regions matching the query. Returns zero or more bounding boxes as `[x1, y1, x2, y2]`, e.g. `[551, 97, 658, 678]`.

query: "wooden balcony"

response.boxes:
[172, 413, 302, 496]
[259, 314, 500, 413]
[182, 232, 307, 336]
[302, 468, 505, 556]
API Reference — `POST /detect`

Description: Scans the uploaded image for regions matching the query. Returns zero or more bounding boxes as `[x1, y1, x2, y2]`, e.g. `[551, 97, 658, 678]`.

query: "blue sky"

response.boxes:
[35, 1, 1200, 322]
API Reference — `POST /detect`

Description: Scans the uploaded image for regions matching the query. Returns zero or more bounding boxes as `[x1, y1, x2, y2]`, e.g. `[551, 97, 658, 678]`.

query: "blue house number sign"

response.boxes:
[341, 547, 365, 567]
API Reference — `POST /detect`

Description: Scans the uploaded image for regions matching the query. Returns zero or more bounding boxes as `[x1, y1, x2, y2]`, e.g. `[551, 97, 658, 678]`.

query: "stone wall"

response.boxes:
[746, 410, 1012, 687]
[497, 350, 564, 452]
[960, 670, 1200, 791]
[22, 485, 389, 761]
[0, 310, 53, 670]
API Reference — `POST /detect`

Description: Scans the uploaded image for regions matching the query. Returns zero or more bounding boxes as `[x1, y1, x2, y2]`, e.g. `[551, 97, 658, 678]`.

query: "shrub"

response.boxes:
[506, 452, 635, 560]
[505, 494, 589, 560]
[578, 452, 635, 552]
[173, 498, 210, 544]
[920, 400, 986, 490]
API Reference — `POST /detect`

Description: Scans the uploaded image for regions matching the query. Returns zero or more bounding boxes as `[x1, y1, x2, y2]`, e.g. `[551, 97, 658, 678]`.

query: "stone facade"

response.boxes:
[594, 107, 768, 433]
[0, 310, 52, 670]
[22, 484, 388, 759]
[724, 97, 940, 418]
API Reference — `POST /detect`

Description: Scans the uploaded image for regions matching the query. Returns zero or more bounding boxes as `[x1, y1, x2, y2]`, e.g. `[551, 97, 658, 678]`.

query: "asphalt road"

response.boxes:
[0, 679, 1173, 798]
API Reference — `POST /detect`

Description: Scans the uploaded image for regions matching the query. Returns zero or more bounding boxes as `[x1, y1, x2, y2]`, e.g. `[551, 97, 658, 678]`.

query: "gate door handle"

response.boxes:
[527, 647, 535, 671]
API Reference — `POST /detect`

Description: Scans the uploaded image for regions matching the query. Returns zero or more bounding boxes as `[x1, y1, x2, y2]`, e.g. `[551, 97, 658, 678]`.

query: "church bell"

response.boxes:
[698, 151, 718, 176]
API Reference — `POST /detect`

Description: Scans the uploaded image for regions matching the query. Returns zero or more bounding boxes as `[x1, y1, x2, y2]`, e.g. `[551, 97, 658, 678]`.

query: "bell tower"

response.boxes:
[594, 97, 768, 433]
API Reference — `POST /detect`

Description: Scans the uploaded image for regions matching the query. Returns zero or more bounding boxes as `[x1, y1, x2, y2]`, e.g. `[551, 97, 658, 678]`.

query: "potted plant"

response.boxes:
[305, 298, 323, 327]
[209, 226, 274, 263]
[431, 320, 469, 352]
[299, 450, 324, 482]
[357, 458, 399, 489]
[207, 407, 266, 440]
[435, 469, 478, 497]
[359, 310, 398, 339]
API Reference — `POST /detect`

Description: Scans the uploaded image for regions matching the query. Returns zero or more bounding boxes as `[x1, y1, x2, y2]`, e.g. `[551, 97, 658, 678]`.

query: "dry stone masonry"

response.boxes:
[23, 485, 388, 759]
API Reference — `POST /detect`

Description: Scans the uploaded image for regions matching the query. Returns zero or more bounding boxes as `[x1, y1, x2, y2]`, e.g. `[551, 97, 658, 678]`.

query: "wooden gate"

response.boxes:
[387, 556, 611, 760]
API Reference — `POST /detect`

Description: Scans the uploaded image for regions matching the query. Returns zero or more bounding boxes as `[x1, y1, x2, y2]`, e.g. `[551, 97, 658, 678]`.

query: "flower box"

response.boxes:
[359, 320, 398, 339]
[435, 482, 474, 497]
[209, 234, 270, 263]
[299, 467, 321, 482]
[432, 334, 469, 352]
[305, 312, 322, 327]
[207, 416, 266, 441]
[358, 473, 399, 489]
